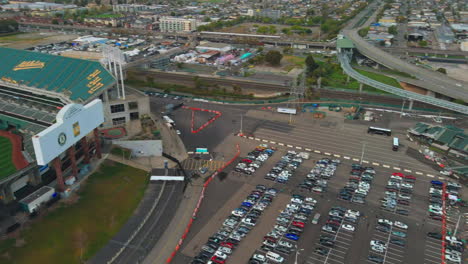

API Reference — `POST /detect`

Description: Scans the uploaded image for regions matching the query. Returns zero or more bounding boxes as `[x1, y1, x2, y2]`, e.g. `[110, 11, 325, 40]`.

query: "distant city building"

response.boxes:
[196, 41, 233, 54]
[256, 9, 281, 20]
[159, 17, 197, 32]
[113, 4, 149, 13]
[1, 2, 77, 11]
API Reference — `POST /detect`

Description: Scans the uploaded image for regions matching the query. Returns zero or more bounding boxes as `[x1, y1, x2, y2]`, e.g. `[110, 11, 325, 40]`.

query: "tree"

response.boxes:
[52, 19, 59, 25]
[436, 68, 447, 74]
[419, 40, 428, 47]
[358, 27, 369, 37]
[0, 19, 19, 33]
[265, 50, 283, 66]
[305, 55, 319, 74]
[388, 25, 397, 35]
[282, 47, 293, 54]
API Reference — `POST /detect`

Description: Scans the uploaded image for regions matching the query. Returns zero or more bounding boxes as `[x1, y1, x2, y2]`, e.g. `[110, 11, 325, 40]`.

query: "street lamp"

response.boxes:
[295, 246, 304, 264]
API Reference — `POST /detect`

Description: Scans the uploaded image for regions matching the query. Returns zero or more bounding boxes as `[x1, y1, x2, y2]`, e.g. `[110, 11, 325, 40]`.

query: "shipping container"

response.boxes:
[19, 186, 55, 214]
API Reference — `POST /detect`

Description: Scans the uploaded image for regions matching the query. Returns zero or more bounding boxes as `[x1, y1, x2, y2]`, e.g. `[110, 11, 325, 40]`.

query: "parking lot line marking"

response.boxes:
[415, 171, 423, 175]
[262, 139, 268, 142]
[426, 174, 435, 178]
[314, 150, 321, 153]
[287, 144, 293, 147]
[362, 160, 369, 164]
[248, 136, 254, 140]
[424, 258, 440, 264]
[352, 158, 360, 161]
[296, 146, 302, 150]
[372, 162, 380, 166]
[270, 141, 276, 144]
[404, 169, 412, 173]
[393, 167, 401, 170]
[383, 164, 390, 168]
[438, 177, 444, 180]
[387, 247, 405, 253]
[344, 156, 350, 159]
[324, 152, 331, 155]
[278, 142, 285, 146]
[255, 138, 261, 141]
[333, 154, 341, 158]
[424, 254, 441, 260]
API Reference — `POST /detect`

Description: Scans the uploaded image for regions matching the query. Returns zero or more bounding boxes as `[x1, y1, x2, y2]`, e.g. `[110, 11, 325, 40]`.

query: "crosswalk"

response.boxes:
[181, 158, 225, 171]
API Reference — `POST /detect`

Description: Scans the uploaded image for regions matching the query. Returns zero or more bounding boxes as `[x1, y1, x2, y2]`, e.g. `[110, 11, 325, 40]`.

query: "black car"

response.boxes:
[376, 225, 390, 233]
[368, 255, 384, 263]
[427, 232, 442, 239]
[320, 240, 335, 247]
[396, 209, 409, 215]
[315, 247, 330, 255]
[191, 258, 207, 264]
[275, 246, 291, 254]
[390, 239, 406, 246]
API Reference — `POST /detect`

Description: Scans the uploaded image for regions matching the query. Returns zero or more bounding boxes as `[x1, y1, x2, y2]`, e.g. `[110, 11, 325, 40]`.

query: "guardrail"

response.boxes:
[338, 52, 468, 115]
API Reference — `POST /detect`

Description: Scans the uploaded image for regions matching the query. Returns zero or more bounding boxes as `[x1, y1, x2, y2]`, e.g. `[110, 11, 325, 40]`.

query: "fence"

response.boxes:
[165, 144, 241, 263]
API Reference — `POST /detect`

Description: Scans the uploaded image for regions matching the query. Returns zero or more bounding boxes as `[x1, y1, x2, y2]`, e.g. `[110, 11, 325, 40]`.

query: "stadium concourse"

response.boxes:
[0, 45, 119, 214]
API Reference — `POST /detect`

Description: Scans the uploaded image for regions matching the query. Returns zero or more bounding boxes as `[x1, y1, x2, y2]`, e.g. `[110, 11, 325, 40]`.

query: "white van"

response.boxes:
[266, 251, 284, 263]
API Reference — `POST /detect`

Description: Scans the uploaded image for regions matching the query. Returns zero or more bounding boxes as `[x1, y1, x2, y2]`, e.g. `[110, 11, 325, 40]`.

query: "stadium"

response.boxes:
[0, 46, 139, 208]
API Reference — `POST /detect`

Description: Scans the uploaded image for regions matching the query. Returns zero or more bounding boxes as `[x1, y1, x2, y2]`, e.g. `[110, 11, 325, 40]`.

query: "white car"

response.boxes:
[394, 221, 408, 230]
[278, 240, 293, 248]
[214, 251, 227, 260]
[378, 219, 393, 226]
[291, 198, 304, 204]
[252, 254, 266, 262]
[232, 210, 246, 217]
[305, 197, 317, 204]
[217, 247, 232, 255]
[286, 203, 300, 211]
[347, 209, 360, 217]
[370, 240, 386, 247]
[371, 245, 386, 253]
[274, 225, 288, 233]
[445, 254, 461, 263]
[263, 239, 277, 248]
[341, 224, 355, 232]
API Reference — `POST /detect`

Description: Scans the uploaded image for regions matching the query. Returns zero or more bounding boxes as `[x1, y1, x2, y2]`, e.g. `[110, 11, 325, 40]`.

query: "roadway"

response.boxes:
[342, 2, 468, 102]
[338, 52, 468, 114]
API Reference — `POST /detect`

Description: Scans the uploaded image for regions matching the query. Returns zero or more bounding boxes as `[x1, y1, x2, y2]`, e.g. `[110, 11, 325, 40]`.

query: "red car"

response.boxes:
[292, 221, 305, 228]
[404, 175, 416, 180]
[220, 242, 234, 248]
[242, 159, 252, 164]
[211, 256, 226, 264]
[392, 172, 404, 177]
[264, 236, 277, 242]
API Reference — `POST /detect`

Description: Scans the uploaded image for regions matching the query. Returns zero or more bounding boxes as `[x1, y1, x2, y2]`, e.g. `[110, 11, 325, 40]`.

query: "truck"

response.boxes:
[19, 186, 55, 214]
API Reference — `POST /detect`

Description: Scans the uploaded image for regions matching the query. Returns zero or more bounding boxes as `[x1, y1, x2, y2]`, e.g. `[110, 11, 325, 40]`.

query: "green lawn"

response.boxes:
[0, 136, 15, 179]
[0, 161, 148, 264]
[356, 69, 403, 88]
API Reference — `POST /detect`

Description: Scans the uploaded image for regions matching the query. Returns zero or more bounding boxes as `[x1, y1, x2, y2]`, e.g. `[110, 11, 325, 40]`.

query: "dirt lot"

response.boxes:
[0, 32, 78, 49]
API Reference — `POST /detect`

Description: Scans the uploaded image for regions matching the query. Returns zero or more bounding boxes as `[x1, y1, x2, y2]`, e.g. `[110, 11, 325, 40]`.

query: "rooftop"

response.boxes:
[0, 47, 116, 103]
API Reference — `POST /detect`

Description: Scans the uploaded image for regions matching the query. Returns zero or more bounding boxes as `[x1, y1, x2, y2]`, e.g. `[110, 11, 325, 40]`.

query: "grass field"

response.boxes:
[356, 69, 403, 88]
[0, 136, 16, 179]
[0, 161, 148, 264]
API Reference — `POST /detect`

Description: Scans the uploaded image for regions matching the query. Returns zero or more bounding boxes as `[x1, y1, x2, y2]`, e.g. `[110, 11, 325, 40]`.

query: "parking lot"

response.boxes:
[149, 98, 467, 264]
[175, 135, 466, 263]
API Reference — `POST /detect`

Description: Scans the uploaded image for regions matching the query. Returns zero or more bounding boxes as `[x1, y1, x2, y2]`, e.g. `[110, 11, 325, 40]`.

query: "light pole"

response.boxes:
[360, 142, 366, 165]
[295, 246, 304, 264]
[240, 114, 243, 135]
[400, 99, 406, 117]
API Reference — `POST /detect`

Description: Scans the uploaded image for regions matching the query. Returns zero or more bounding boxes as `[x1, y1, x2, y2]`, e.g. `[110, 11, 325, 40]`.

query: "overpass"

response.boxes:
[338, 51, 468, 114]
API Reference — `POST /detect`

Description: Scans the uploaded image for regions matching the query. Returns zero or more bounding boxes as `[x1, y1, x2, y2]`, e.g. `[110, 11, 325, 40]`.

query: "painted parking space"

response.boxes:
[364, 222, 408, 264]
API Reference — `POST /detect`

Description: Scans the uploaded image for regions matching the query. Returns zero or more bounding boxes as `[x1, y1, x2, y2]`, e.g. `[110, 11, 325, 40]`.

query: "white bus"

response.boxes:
[392, 137, 399, 151]
[368, 126, 392, 136]
[277, 107, 297, 115]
